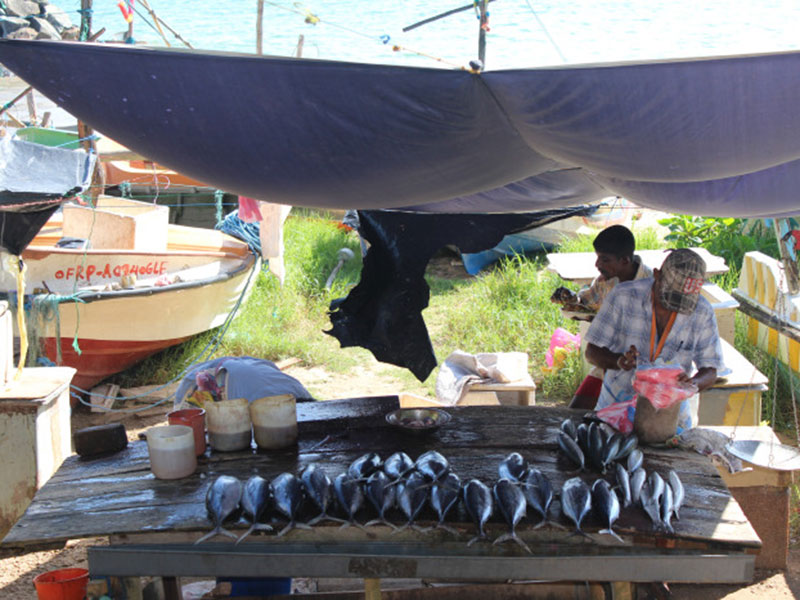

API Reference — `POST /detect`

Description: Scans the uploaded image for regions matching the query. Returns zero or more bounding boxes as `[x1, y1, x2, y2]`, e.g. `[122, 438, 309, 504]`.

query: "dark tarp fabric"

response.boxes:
[326, 207, 597, 380]
[0, 136, 96, 254]
[2, 40, 800, 218]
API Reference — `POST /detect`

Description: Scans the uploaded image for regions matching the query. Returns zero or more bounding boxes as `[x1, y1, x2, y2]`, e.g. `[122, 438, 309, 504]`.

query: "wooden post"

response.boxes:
[364, 578, 381, 600]
[80, 0, 92, 41]
[478, 0, 488, 67]
[256, 0, 264, 55]
[774, 218, 800, 294]
[296, 34, 304, 58]
[25, 90, 37, 125]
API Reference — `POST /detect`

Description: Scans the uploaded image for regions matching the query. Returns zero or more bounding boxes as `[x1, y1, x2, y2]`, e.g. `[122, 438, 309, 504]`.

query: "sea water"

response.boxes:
[48, 0, 800, 69]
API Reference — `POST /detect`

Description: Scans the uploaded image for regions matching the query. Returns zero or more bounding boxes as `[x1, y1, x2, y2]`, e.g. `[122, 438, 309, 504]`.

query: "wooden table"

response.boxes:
[1, 398, 760, 599]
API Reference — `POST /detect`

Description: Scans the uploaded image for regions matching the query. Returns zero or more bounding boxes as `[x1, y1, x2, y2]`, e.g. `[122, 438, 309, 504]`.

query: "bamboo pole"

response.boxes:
[25, 89, 37, 125]
[80, 0, 92, 40]
[478, 0, 489, 67]
[0, 85, 32, 118]
[139, 0, 171, 46]
[256, 0, 264, 55]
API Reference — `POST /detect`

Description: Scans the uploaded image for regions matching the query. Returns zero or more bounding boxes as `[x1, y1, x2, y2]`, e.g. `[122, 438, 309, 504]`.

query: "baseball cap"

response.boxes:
[658, 249, 706, 314]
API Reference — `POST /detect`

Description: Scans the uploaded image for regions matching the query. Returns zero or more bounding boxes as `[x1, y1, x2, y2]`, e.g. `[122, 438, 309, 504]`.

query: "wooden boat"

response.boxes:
[0, 196, 258, 392]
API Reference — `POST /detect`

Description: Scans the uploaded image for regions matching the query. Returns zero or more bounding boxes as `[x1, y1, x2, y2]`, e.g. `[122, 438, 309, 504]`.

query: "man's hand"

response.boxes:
[616, 345, 639, 370]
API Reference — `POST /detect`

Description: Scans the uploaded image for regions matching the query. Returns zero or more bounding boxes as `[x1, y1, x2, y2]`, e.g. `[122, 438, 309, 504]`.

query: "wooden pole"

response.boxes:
[0, 85, 32, 118]
[296, 34, 304, 58]
[25, 90, 37, 125]
[478, 0, 489, 67]
[80, 0, 92, 41]
[256, 0, 264, 55]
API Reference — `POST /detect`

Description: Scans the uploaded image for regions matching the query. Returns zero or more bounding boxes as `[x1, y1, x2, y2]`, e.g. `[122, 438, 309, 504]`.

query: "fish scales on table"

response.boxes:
[301, 464, 341, 525]
[431, 472, 461, 534]
[196, 475, 243, 544]
[493, 479, 532, 553]
[415, 450, 450, 481]
[272, 472, 311, 537]
[561, 477, 592, 538]
[520, 467, 554, 528]
[364, 470, 398, 529]
[464, 478, 493, 546]
[394, 471, 430, 533]
[498, 452, 528, 482]
[334, 472, 366, 529]
[591, 479, 624, 543]
[236, 475, 273, 544]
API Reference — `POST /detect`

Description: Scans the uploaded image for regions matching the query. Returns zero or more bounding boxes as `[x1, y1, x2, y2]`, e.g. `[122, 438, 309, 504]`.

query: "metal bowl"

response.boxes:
[385, 407, 451, 435]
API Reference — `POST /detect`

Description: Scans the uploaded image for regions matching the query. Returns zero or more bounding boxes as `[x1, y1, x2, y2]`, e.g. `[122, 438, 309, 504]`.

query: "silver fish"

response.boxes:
[601, 434, 622, 471]
[588, 423, 605, 471]
[561, 418, 578, 441]
[639, 481, 662, 530]
[561, 477, 592, 536]
[630, 468, 646, 505]
[236, 475, 273, 544]
[383, 451, 415, 481]
[395, 471, 430, 532]
[558, 430, 585, 470]
[520, 468, 553, 526]
[616, 434, 639, 461]
[627, 449, 643, 474]
[415, 450, 450, 481]
[591, 479, 624, 543]
[463, 478, 493, 546]
[364, 470, 397, 529]
[661, 481, 675, 533]
[576, 423, 589, 453]
[334, 472, 365, 529]
[615, 462, 632, 508]
[196, 475, 243, 544]
[348, 452, 382, 480]
[668, 470, 684, 520]
[301, 464, 340, 525]
[498, 452, 528, 482]
[647, 471, 665, 507]
[431, 472, 461, 533]
[492, 479, 531, 553]
[272, 472, 311, 537]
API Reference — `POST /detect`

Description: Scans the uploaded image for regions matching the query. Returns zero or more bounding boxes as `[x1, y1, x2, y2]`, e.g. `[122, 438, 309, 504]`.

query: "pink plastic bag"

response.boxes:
[632, 366, 697, 410]
[237, 196, 263, 223]
[596, 398, 637, 434]
[545, 327, 580, 368]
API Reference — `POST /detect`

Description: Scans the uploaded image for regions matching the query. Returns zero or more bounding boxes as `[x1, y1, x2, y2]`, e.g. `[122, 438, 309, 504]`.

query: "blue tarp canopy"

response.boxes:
[1, 40, 799, 217]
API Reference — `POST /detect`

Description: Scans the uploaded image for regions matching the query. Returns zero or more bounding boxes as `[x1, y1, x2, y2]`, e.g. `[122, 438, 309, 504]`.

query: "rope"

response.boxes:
[216, 210, 262, 256]
[214, 190, 225, 226]
[522, 0, 568, 63]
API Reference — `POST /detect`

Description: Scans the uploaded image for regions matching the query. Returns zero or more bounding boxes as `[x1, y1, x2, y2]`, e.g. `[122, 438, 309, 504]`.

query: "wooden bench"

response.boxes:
[399, 375, 537, 409]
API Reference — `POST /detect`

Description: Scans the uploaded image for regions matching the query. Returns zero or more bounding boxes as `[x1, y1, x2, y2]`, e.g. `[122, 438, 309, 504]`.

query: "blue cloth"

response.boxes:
[585, 278, 725, 429]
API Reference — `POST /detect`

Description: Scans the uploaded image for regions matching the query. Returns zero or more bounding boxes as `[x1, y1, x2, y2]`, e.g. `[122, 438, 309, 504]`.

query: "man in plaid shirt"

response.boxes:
[553, 225, 652, 408]
[584, 248, 725, 431]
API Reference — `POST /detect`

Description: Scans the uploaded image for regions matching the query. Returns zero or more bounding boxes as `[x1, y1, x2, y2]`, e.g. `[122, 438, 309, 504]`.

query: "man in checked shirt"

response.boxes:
[551, 225, 652, 409]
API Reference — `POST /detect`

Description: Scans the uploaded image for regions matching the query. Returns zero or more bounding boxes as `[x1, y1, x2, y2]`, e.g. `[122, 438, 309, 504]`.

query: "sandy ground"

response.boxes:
[1, 361, 798, 599]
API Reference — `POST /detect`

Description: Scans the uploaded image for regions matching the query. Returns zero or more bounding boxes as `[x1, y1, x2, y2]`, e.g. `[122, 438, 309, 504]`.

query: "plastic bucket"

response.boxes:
[167, 408, 207, 456]
[146, 425, 197, 479]
[33, 568, 89, 600]
[205, 398, 252, 452]
[250, 394, 297, 450]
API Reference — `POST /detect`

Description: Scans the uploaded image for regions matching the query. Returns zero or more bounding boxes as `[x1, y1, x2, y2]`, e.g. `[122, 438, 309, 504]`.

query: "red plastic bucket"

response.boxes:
[33, 568, 89, 600]
[168, 408, 207, 455]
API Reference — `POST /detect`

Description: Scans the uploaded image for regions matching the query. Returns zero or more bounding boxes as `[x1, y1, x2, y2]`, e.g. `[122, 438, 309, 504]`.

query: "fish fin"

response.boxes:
[338, 521, 352, 530]
[492, 533, 512, 546]
[235, 524, 257, 546]
[391, 523, 409, 535]
[599, 528, 625, 544]
[295, 522, 313, 531]
[412, 524, 432, 533]
[493, 532, 531, 553]
[308, 514, 323, 525]
[566, 528, 593, 541]
[466, 534, 485, 547]
[532, 520, 547, 530]
[364, 519, 382, 527]
[435, 523, 459, 536]
[194, 527, 221, 545]
[545, 520, 567, 531]
[277, 523, 294, 538]
[219, 527, 239, 540]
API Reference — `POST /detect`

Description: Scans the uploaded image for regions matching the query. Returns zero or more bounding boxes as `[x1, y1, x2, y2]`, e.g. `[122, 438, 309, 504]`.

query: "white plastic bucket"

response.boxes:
[205, 398, 252, 451]
[250, 394, 297, 450]
[146, 425, 197, 479]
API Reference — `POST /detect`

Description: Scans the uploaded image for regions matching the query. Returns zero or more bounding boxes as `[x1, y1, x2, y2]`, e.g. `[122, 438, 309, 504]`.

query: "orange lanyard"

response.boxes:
[650, 295, 676, 362]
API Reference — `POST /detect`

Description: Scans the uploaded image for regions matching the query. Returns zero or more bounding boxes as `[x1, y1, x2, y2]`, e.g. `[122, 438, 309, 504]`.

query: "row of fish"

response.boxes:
[197, 446, 685, 549]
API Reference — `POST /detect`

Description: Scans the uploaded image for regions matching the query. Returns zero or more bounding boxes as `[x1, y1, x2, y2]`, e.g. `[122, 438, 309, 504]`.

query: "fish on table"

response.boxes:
[348, 452, 383, 481]
[498, 452, 528, 482]
[591, 479, 624, 543]
[519, 468, 554, 528]
[364, 470, 398, 529]
[236, 475, 273, 544]
[301, 464, 342, 525]
[394, 471, 430, 533]
[272, 472, 312, 537]
[196, 475, 243, 544]
[561, 477, 592, 538]
[463, 478, 493, 546]
[334, 472, 366, 530]
[431, 471, 461, 535]
[415, 450, 450, 482]
[493, 478, 532, 553]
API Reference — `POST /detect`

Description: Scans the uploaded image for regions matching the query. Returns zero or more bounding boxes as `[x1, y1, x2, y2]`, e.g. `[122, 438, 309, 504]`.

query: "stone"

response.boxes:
[41, 3, 71, 33]
[60, 25, 79, 41]
[27, 15, 59, 39]
[4, 0, 39, 18]
[7, 26, 36, 39]
[0, 15, 29, 37]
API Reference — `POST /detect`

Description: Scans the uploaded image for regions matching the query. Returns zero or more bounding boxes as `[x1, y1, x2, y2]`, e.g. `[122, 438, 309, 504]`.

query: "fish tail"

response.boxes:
[235, 524, 257, 546]
[467, 533, 487, 547]
[412, 524, 432, 533]
[492, 532, 512, 546]
[391, 523, 409, 535]
[295, 521, 313, 531]
[219, 527, 239, 540]
[435, 523, 459, 536]
[277, 523, 294, 538]
[194, 527, 221, 545]
[364, 519, 381, 527]
[599, 528, 625, 544]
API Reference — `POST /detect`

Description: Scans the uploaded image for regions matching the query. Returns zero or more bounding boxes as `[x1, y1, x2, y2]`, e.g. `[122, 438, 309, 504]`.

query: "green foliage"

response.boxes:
[658, 216, 779, 291]
[556, 226, 666, 254]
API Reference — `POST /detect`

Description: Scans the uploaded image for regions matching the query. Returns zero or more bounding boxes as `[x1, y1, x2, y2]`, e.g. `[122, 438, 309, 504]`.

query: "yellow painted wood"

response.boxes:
[742, 254, 755, 297]
[722, 390, 761, 427]
[364, 578, 381, 600]
[790, 339, 800, 374]
[747, 316, 759, 346]
[609, 581, 635, 600]
[767, 327, 779, 356]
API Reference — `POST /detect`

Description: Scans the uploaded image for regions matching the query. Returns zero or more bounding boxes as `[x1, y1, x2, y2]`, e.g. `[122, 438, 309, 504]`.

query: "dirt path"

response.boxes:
[1, 363, 798, 599]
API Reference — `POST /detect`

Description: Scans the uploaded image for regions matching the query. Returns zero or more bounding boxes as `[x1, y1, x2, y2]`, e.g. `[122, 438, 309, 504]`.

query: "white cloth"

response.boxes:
[435, 350, 529, 406]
